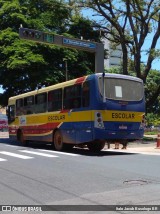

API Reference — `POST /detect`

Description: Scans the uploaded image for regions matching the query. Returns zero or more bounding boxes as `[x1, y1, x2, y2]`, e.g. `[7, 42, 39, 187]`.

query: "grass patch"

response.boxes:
[144, 131, 158, 135]
[143, 137, 155, 141]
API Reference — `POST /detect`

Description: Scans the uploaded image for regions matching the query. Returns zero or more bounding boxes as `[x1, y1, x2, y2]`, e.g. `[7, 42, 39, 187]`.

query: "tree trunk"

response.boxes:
[134, 50, 142, 80]
[121, 44, 128, 75]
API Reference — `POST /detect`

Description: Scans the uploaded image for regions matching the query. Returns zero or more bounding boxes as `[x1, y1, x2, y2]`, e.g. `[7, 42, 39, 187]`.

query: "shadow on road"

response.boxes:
[0, 137, 136, 157]
[70, 147, 136, 157]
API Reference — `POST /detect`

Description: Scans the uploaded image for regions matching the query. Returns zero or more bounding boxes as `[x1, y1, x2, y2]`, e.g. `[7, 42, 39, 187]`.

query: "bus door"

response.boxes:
[7, 105, 15, 124]
[63, 81, 92, 144]
[75, 111, 92, 144]
[7, 105, 16, 137]
[63, 85, 79, 144]
[75, 81, 92, 144]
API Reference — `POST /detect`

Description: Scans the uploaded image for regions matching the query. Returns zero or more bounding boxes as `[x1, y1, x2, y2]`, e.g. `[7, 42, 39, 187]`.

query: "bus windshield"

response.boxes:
[99, 77, 144, 101]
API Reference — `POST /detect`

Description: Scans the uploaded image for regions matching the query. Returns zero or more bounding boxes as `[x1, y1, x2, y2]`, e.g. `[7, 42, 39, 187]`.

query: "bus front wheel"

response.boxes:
[17, 130, 27, 147]
[87, 140, 105, 152]
[53, 130, 65, 151]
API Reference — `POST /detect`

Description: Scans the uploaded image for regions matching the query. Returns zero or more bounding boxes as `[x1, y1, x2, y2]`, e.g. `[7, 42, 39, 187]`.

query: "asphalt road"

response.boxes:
[0, 136, 160, 214]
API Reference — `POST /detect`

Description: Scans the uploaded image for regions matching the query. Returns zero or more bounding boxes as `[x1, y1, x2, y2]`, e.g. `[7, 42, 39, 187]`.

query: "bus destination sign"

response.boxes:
[63, 38, 96, 51]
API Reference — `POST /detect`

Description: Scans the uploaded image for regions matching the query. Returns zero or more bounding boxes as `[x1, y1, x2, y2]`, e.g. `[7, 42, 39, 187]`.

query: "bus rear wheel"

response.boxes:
[53, 130, 65, 151]
[87, 140, 105, 152]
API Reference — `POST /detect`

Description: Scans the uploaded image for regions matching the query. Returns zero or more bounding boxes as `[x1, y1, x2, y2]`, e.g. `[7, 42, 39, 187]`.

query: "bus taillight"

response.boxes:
[94, 112, 104, 129]
[140, 114, 145, 129]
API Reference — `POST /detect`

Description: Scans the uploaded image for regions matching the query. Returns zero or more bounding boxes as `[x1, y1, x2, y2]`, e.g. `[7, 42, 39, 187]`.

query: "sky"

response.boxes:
[0, 87, 3, 93]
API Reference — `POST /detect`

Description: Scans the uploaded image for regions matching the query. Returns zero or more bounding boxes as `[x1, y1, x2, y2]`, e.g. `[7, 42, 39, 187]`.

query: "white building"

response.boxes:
[0, 107, 6, 114]
[103, 39, 123, 68]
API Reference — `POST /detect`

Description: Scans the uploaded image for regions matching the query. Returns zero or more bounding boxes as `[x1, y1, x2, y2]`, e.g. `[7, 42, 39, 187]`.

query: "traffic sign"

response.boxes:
[19, 28, 96, 50]
[43, 33, 54, 43]
[19, 27, 104, 73]
[63, 38, 96, 50]
[19, 28, 54, 44]
[19, 28, 43, 42]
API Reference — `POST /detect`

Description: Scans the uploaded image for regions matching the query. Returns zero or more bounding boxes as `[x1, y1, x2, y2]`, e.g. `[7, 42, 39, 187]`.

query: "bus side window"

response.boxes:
[16, 98, 23, 116]
[35, 93, 47, 113]
[63, 85, 81, 109]
[82, 81, 90, 107]
[48, 89, 62, 112]
[24, 96, 34, 114]
[8, 105, 15, 123]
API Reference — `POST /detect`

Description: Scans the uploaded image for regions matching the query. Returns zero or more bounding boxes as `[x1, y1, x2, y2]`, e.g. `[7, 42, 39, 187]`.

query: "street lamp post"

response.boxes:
[63, 58, 68, 81]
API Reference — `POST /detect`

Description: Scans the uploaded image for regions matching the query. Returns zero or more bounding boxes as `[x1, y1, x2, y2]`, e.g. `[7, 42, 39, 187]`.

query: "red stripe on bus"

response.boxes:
[60, 109, 70, 113]
[9, 122, 62, 135]
[75, 76, 86, 84]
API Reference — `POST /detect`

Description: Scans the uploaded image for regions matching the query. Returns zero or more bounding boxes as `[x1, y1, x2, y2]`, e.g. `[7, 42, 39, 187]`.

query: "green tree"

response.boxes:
[0, 0, 99, 106]
[145, 69, 160, 114]
[69, 0, 160, 114]
[145, 113, 160, 127]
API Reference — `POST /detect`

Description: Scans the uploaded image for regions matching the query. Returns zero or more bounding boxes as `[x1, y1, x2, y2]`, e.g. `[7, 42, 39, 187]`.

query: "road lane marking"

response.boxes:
[38, 149, 80, 156]
[5, 145, 19, 148]
[0, 158, 7, 161]
[20, 150, 58, 157]
[0, 151, 33, 159]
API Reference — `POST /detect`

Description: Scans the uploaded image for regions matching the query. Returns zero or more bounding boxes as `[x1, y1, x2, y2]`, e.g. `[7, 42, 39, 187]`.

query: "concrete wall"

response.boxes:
[103, 39, 122, 68]
[0, 107, 6, 115]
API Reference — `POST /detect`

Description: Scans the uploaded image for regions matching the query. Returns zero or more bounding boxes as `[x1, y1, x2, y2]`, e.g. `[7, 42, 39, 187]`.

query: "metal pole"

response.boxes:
[95, 43, 104, 73]
[65, 60, 68, 81]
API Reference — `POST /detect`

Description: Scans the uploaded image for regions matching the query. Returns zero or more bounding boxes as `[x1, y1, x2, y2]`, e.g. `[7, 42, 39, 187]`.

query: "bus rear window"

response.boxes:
[99, 77, 144, 101]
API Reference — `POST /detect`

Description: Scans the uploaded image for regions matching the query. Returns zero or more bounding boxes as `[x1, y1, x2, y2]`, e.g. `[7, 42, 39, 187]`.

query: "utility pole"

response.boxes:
[63, 58, 68, 81]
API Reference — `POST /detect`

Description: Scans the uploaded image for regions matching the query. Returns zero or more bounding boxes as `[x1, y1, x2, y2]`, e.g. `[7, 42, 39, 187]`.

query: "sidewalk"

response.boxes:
[105, 138, 160, 154]
[127, 141, 159, 153]
[128, 134, 159, 153]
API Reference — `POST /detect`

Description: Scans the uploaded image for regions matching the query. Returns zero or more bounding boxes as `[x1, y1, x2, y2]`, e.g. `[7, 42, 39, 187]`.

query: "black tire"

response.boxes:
[18, 131, 28, 147]
[53, 130, 65, 151]
[64, 144, 74, 151]
[87, 140, 105, 152]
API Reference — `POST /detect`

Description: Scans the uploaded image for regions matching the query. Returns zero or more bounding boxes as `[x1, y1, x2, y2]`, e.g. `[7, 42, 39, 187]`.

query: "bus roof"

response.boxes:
[8, 75, 88, 103]
[95, 73, 143, 82]
[8, 73, 143, 104]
